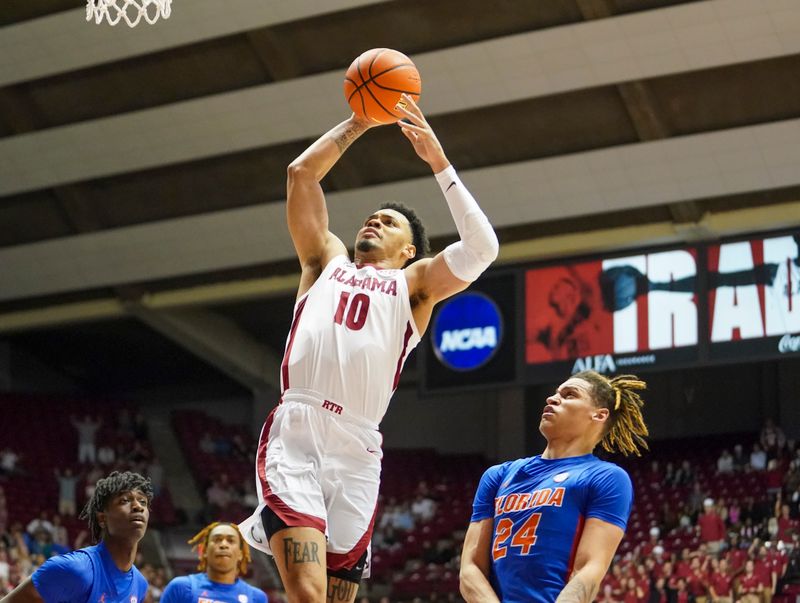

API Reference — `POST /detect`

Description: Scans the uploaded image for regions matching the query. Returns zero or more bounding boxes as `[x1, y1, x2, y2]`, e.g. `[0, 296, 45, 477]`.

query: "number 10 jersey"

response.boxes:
[281, 254, 421, 426]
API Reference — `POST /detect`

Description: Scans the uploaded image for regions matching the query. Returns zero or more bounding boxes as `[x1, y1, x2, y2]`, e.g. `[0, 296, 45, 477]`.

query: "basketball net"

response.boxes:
[86, 0, 171, 27]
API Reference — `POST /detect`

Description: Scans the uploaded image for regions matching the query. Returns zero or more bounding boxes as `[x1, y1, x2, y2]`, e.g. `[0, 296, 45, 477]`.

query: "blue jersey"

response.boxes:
[471, 453, 633, 603]
[31, 541, 148, 603]
[161, 573, 267, 603]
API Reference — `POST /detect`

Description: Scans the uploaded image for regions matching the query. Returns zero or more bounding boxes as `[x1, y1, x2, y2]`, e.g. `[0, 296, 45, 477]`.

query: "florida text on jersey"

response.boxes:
[471, 454, 633, 603]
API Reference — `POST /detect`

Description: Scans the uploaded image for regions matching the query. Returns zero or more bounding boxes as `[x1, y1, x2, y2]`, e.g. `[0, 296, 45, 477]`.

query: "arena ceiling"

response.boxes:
[0, 0, 799, 394]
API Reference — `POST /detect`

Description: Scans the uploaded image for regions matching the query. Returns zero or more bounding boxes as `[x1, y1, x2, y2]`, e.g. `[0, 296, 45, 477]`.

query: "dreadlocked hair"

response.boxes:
[79, 471, 153, 543]
[188, 522, 251, 576]
[573, 370, 649, 457]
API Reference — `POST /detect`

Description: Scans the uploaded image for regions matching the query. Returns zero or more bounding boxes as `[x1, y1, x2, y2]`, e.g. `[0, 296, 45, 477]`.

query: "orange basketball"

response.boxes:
[344, 48, 421, 124]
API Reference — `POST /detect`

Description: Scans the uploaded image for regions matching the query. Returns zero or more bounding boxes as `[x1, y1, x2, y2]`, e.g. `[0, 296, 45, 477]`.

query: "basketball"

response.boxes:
[344, 48, 421, 124]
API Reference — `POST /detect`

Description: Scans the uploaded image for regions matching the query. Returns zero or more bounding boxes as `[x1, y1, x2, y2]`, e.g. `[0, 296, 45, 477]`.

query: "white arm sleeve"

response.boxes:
[435, 165, 499, 282]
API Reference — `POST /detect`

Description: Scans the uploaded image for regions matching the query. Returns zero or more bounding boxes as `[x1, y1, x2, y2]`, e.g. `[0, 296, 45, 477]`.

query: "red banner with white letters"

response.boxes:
[522, 231, 800, 384]
[707, 233, 800, 360]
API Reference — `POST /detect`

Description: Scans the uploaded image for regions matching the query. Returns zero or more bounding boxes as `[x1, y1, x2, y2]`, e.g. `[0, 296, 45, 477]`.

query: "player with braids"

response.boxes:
[161, 522, 266, 603]
[461, 371, 649, 603]
[2, 471, 151, 603]
[578, 372, 648, 457]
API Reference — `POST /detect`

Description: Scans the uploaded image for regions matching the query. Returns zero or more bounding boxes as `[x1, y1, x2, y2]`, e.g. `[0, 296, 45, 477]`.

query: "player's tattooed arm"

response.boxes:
[332, 119, 370, 154]
[555, 575, 597, 603]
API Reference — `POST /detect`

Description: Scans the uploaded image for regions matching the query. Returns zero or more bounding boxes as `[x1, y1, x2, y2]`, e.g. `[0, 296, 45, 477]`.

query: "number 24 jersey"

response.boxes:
[471, 454, 633, 603]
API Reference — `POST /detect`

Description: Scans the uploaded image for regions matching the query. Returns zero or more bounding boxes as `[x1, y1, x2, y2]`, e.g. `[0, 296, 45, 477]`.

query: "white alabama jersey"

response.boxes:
[280, 254, 421, 425]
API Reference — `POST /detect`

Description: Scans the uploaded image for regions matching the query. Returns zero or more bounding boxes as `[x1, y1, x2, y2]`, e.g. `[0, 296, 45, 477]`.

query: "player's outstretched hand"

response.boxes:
[395, 94, 450, 173]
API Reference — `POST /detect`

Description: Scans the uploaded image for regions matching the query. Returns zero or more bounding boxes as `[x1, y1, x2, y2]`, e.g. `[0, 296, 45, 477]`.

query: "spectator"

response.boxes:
[675, 460, 695, 487]
[686, 557, 707, 603]
[761, 419, 786, 458]
[393, 502, 415, 532]
[731, 444, 748, 472]
[231, 434, 250, 461]
[679, 505, 694, 531]
[206, 475, 233, 514]
[25, 512, 54, 540]
[725, 533, 747, 574]
[241, 478, 258, 508]
[640, 527, 661, 557]
[790, 484, 800, 518]
[597, 583, 620, 603]
[741, 496, 767, 525]
[608, 564, 625, 600]
[646, 461, 663, 488]
[214, 435, 232, 457]
[622, 576, 644, 603]
[71, 414, 102, 464]
[716, 450, 734, 474]
[765, 459, 783, 495]
[126, 439, 150, 465]
[650, 577, 668, 603]
[54, 467, 79, 517]
[674, 577, 693, 603]
[84, 465, 103, 501]
[635, 564, 651, 602]
[664, 461, 679, 486]
[739, 518, 759, 547]
[50, 515, 68, 549]
[750, 443, 768, 471]
[688, 482, 708, 517]
[754, 546, 776, 603]
[727, 500, 741, 527]
[379, 499, 399, 531]
[660, 501, 679, 534]
[0, 448, 22, 478]
[97, 444, 115, 465]
[116, 407, 133, 438]
[411, 493, 436, 523]
[708, 557, 733, 603]
[147, 457, 164, 497]
[784, 460, 800, 494]
[775, 501, 799, 540]
[676, 548, 693, 579]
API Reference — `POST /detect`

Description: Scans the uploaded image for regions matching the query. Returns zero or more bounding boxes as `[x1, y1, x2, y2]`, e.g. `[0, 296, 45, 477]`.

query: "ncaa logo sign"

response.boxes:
[433, 292, 503, 371]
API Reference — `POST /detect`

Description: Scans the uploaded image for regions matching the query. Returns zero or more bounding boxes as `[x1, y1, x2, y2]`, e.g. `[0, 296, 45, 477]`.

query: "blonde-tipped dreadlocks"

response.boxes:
[188, 522, 252, 576]
[573, 370, 649, 457]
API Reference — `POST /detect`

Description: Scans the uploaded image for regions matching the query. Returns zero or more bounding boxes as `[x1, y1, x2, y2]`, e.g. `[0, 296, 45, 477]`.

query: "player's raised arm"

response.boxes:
[396, 94, 499, 310]
[286, 115, 377, 276]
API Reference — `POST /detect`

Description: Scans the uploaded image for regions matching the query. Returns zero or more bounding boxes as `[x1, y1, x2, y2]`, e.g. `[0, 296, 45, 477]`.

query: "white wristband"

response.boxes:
[434, 166, 498, 282]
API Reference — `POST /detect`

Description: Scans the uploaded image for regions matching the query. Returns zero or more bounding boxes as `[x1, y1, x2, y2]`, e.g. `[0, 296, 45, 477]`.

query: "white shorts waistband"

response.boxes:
[281, 388, 379, 431]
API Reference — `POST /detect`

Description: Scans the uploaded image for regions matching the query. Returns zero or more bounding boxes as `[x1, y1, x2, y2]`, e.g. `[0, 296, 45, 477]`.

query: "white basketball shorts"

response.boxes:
[240, 391, 382, 574]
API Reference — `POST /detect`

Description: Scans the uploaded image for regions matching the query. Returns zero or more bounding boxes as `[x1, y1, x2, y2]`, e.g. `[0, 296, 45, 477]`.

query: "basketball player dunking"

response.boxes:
[239, 94, 499, 603]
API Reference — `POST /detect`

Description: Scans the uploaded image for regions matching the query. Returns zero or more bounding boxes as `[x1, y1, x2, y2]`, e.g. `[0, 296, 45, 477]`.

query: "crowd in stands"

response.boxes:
[3, 396, 800, 602]
[0, 396, 174, 596]
[597, 420, 800, 603]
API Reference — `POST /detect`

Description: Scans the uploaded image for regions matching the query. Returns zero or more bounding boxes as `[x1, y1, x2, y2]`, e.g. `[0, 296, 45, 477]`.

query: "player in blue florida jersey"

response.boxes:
[1, 471, 152, 603]
[160, 522, 267, 603]
[460, 370, 649, 603]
